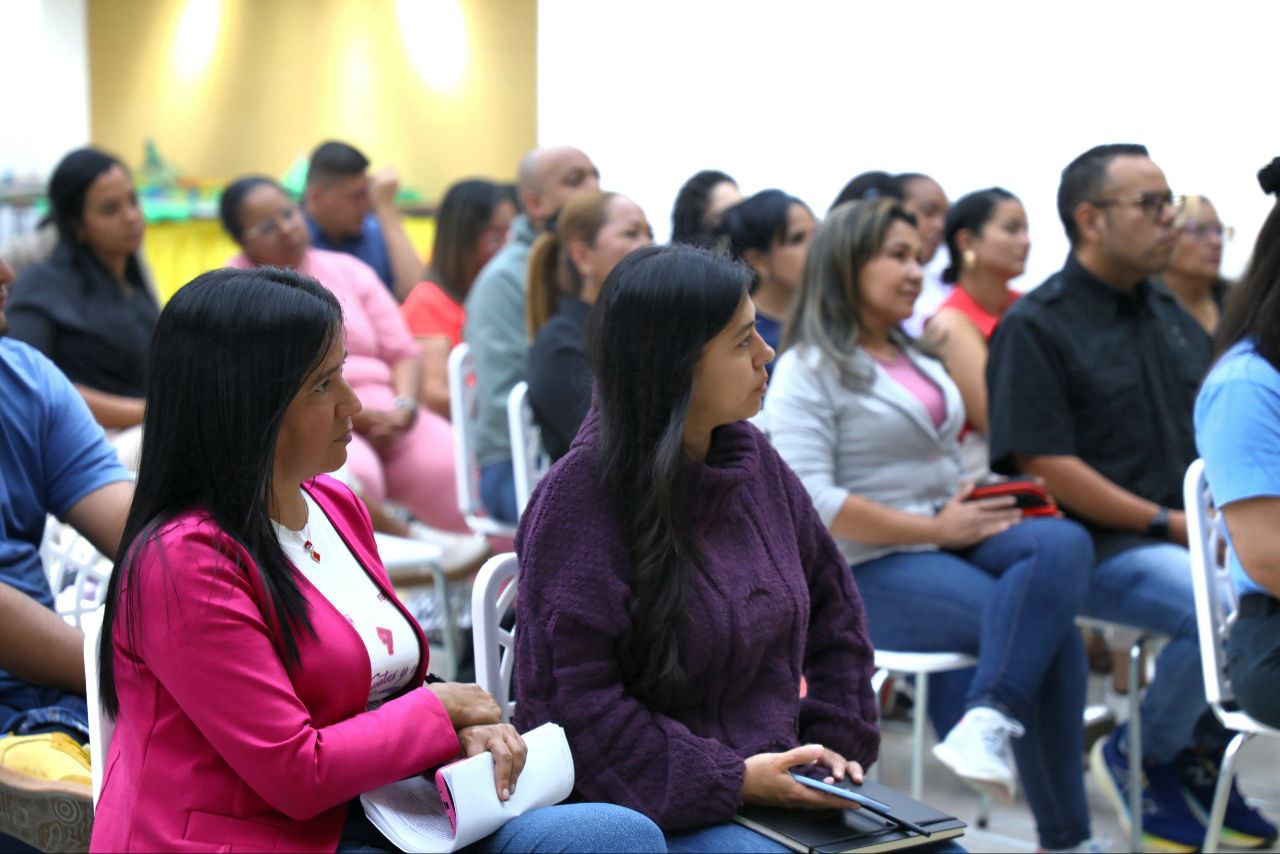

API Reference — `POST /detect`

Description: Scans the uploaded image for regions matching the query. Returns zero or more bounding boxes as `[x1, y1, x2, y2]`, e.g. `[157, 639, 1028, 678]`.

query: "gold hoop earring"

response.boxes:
[962, 249, 977, 271]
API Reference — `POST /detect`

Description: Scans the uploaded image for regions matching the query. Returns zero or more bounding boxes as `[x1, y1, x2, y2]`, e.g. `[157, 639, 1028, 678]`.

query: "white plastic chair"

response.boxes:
[40, 517, 113, 628]
[506, 382, 549, 519]
[1184, 458, 1280, 853]
[1075, 615, 1157, 851]
[447, 344, 518, 539]
[82, 607, 113, 808]
[471, 553, 519, 724]
[871, 650, 977, 803]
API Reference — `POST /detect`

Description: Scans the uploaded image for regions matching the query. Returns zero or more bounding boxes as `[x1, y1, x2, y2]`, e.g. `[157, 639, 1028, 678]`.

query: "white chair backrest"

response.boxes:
[40, 517, 113, 628]
[506, 382, 549, 519]
[1184, 458, 1237, 710]
[447, 343, 517, 538]
[82, 607, 113, 808]
[471, 553, 519, 723]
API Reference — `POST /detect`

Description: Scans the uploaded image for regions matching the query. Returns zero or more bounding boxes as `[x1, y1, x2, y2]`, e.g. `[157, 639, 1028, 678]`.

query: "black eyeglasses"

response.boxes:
[1090, 191, 1181, 219]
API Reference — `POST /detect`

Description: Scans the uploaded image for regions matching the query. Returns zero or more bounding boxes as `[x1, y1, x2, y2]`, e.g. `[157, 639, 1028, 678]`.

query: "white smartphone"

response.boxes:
[789, 772, 891, 811]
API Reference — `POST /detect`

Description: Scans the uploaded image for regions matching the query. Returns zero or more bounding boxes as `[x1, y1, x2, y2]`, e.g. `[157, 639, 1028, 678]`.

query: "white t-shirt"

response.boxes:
[274, 492, 420, 709]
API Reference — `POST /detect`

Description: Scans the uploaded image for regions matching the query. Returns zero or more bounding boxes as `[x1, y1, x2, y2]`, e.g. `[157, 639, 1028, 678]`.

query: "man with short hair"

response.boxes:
[303, 140, 426, 299]
[0, 255, 133, 850]
[988, 144, 1277, 850]
[463, 146, 600, 523]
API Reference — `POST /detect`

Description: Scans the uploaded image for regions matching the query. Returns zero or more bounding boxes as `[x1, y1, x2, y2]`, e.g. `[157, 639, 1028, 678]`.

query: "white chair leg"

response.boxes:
[430, 563, 461, 681]
[977, 792, 991, 829]
[1128, 636, 1147, 853]
[1203, 731, 1250, 854]
[911, 672, 927, 801]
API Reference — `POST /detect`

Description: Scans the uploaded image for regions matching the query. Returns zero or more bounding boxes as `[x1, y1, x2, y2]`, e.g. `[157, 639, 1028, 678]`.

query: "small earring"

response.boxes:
[962, 249, 977, 270]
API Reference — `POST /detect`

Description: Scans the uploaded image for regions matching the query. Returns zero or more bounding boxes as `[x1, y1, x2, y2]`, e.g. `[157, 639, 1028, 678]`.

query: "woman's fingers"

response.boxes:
[488, 730, 514, 801]
[820, 748, 849, 781]
[506, 726, 528, 792]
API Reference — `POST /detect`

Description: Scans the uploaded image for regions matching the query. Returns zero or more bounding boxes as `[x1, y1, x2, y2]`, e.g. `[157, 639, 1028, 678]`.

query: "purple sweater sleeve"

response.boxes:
[774, 444, 881, 767]
[513, 467, 747, 830]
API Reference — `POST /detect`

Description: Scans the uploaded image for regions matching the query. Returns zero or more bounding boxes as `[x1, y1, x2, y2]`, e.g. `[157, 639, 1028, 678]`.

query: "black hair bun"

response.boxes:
[1259, 157, 1280, 196]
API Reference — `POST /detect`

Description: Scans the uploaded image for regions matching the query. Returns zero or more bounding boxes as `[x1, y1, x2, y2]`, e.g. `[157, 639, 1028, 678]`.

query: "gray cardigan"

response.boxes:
[763, 343, 966, 566]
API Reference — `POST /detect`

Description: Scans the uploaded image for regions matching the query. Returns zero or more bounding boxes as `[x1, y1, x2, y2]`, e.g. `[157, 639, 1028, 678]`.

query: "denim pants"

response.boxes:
[854, 518, 1092, 850]
[479, 460, 518, 524]
[666, 821, 967, 852]
[337, 800, 665, 853]
[0, 677, 89, 742]
[1082, 543, 1216, 763]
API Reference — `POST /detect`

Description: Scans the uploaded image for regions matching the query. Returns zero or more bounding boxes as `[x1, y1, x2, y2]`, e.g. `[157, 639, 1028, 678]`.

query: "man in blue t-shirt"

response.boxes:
[303, 140, 426, 301]
[0, 256, 133, 850]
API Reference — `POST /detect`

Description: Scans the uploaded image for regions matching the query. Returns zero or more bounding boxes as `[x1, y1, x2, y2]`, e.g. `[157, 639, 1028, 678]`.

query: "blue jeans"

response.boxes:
[1082, 543, 1208, 763]
[854, 518, 1092, 850]
[479, 460, 518, 524]
[337, 801, 664, 853]
[666, 821, 967, 852]
[0, 678, 88, 741]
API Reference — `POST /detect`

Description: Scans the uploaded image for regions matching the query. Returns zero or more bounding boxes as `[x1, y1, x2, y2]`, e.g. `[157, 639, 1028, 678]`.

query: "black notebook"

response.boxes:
[733, 779, 965, 853]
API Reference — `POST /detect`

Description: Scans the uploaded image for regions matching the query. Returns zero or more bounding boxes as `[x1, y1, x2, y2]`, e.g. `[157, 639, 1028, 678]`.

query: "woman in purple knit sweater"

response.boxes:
[512, 245, 884, 852]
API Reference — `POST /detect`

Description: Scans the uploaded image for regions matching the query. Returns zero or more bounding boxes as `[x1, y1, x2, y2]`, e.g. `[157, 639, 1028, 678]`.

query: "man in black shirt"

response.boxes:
[988, 144, 1276, 850]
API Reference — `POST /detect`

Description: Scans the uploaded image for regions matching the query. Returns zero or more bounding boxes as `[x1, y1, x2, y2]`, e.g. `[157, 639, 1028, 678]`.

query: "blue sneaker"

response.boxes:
[1176, 748, 1279, 849]
[1088, 728, 1204, 852]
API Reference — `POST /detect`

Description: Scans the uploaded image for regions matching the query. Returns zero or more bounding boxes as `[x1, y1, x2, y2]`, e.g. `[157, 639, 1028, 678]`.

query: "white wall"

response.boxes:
[539, 0, 1280, 287]
[0, 0, 89, 178]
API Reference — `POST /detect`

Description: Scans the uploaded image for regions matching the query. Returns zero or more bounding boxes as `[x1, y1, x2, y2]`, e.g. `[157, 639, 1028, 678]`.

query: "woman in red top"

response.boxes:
[402, 180, 518, 418]
[925, 188, 1029, 480]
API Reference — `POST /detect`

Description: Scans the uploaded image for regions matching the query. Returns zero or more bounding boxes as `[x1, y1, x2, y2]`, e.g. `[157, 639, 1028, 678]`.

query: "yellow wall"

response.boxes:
[87, 0, 537, 200]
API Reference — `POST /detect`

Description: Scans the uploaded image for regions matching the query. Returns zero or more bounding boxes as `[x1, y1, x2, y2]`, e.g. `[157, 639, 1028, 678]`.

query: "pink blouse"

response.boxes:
[877, 351, 947, 429]
[228, 248, 419, 391]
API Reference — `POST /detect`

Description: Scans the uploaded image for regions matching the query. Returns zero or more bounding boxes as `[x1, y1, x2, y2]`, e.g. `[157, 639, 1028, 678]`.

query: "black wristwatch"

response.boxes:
[1145, 507, 1171, 540]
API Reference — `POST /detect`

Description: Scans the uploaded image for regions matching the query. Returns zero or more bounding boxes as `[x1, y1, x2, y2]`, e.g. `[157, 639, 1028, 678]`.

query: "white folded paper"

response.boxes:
[361, 722, 575, 852]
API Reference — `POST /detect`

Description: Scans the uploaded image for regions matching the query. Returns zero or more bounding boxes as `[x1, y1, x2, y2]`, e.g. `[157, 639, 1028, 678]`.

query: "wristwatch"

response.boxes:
[392, 396, 418, 427]
[1144, 507, 1171, 539]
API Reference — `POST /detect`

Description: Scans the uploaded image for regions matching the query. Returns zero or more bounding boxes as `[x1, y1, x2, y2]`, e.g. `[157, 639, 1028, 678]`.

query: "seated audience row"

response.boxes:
[3, 132, 1278, 854]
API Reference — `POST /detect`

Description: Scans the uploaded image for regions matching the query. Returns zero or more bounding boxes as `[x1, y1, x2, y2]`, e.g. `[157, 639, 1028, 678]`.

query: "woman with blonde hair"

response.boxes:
[1164, 194, 1232, 337]
[525, 191, 651, 460]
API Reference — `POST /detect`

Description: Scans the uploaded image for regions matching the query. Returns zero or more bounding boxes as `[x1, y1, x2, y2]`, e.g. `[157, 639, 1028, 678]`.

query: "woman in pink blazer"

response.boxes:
[90, 267, 662, 852]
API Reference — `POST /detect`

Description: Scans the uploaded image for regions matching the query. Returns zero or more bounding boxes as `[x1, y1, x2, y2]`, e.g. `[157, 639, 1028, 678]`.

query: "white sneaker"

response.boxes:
[931, 706, 1025, 800]
[407, 523, 490, 573]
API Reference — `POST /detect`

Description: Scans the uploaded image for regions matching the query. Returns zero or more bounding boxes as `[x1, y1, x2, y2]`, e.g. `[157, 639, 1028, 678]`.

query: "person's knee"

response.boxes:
[583, 804, 665, 852]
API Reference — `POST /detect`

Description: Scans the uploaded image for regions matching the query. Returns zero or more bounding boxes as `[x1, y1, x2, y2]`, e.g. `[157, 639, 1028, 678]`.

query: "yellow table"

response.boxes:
[145, 216, 437, 303]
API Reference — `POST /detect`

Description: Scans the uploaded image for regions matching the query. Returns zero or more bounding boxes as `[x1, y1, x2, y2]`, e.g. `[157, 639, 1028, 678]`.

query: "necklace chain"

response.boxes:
[293, 503, 321, 563]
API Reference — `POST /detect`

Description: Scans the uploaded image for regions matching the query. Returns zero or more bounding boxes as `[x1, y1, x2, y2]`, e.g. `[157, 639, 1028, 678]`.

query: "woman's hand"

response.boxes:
[932, 482, 1022, 549]
[426, 682, 502, 729]
[353, 409, 406, 449]
[457, 724, 527, 801]
[741, 744, 865, 810]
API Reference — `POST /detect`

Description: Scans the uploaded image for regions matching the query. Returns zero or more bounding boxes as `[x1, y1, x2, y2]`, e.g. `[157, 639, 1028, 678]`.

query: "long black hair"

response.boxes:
[47, 147, 130, 247]
[430, 178, 513, 301]
[1216, 158, 1280, 370]
[671, 169, 737, 246]
[99, 266, 344, 718]
[585, 244, 751, 705]
[716, 189, 808, 290]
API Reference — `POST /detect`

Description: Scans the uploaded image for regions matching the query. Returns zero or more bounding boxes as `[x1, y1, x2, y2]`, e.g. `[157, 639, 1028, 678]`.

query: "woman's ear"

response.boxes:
[567, 239, 593, 278]
[743, 247, 770, 282]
